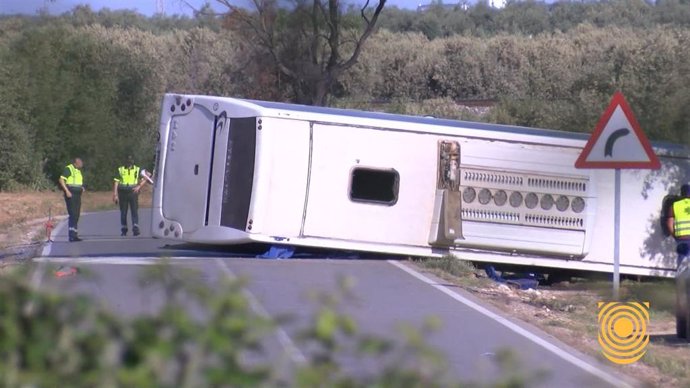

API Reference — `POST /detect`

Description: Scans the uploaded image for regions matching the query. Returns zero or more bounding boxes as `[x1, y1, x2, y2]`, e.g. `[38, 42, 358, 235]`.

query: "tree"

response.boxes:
[216, 0, 387, 106]
[496, 0, 550, 36]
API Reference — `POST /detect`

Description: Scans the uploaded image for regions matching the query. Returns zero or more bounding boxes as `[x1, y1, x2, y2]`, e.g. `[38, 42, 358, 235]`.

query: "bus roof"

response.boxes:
[245, 99, 591, 142]
[243, 99, 689, 154]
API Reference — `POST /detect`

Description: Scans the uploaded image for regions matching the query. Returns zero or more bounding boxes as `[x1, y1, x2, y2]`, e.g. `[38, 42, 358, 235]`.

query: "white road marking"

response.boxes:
[387, 259, 634, 388]
[213, 258, 308, 366]
[32, 256, 246, 265]
[41, 218, 67, 257]
[33, 256, 175, 265]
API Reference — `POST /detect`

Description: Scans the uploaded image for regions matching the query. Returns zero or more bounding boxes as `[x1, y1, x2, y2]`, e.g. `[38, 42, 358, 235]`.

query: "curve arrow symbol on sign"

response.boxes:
[604, 128, 630, 157]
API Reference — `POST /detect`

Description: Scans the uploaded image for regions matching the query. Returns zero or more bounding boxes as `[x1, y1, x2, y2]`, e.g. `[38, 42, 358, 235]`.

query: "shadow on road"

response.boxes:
[44, 237, 408, 261]
[160, 242, 406, 261]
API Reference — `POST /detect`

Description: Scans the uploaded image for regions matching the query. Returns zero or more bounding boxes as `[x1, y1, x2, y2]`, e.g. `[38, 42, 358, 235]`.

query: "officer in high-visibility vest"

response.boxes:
[668, 184, 690, 267]
[113, 155, 148, 237]
[58, 157, 84, 242]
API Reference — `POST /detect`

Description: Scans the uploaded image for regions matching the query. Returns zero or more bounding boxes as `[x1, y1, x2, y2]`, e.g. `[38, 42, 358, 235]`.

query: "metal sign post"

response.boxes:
[575, 91, 660, 300]
[613, 169, 621, 300]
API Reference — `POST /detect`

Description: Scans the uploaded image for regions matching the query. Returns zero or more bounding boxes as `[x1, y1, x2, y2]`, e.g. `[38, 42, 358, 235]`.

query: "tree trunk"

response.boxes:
[312, 78, 331, 106]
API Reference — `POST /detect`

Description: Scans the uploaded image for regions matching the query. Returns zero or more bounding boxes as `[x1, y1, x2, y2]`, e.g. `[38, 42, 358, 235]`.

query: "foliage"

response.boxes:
[0, 18, 243, 190]
[1, 23, 161, 189]
[216, 0, 387, 106]
[0, 261, 274, 386]
[378, 0, 690, 37]
[341, 25, 690, 143]
[0, 23, 48, 190]
[416, 255, 477, 278]
[0, 261, 535, 387]
[0, 5, 689, 190]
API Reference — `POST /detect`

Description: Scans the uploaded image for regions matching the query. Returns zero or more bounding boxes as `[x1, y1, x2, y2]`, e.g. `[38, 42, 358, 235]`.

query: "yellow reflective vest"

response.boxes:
[673, 198, 690, 239]
[115, 165, 140, 186]
[61, 164, 83, 186]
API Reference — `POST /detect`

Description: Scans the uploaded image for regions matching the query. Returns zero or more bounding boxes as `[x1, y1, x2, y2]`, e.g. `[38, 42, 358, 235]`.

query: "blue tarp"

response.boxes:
[256, 245, 296, 259]
[485, 265, 539, 290]
[256, 245, 363, 260]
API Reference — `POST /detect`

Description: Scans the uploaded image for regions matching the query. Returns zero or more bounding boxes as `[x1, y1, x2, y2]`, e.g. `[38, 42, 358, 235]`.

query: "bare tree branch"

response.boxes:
[341, 0, 386, 71]
[326, 0, 340, 68]
[180, 0, 225, 16]
[311, 0, 320, 66]
[215, 0, 386, 105]
[361, 0, 372, 24]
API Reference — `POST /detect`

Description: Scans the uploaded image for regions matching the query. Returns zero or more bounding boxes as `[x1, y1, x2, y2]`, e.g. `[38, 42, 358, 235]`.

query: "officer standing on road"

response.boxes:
[113, 155, 148, 237]
[668, 183, 690, 267]
[58, 157, 84, 242]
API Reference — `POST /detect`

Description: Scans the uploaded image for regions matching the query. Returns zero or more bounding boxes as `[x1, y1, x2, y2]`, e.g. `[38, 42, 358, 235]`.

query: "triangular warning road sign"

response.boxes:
[575, 91, 660, 169]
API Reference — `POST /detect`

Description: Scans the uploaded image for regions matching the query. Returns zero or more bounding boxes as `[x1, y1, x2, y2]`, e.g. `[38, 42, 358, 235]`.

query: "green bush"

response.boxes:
[417, 255, 477, 278]
[0, 260, 545, 387]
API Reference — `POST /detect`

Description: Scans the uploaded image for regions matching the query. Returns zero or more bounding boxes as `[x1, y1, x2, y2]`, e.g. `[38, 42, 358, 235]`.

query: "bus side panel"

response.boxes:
[303, 124, 437, 246]
[455, 138, 591, 257]
[302, 124, 593, 256]
[246, 118, 311, 238]
[620, 157, 690, 271]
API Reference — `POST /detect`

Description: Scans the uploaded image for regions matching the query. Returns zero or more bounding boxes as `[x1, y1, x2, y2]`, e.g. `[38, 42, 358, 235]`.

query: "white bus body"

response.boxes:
[152, 94, 690, 277]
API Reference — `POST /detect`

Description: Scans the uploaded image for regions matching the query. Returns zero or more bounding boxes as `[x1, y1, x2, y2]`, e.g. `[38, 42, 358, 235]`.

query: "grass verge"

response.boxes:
[410, 255, 690, 388]
[0, 188, 152, 252]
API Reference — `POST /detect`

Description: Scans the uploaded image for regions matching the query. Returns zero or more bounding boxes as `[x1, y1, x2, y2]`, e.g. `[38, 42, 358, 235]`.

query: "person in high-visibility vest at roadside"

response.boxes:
[668, 183, 690, 268]
[113, 155, 149, 237]
[58, 157, 85, 242]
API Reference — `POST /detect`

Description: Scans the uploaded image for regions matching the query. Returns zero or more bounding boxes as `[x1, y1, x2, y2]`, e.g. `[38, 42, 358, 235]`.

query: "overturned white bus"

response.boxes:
[151, 94, 690, 278]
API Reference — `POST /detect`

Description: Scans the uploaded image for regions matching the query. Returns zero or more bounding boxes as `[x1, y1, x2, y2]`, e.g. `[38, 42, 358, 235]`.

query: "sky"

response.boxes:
[1, 0, 425, 16]
[2, 0, 224, 16]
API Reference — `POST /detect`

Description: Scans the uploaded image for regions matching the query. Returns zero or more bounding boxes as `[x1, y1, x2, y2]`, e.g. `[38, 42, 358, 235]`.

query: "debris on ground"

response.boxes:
[256, 245, 366, 260]
[484, 265, 540, 290]
[54, 266, 79, 278]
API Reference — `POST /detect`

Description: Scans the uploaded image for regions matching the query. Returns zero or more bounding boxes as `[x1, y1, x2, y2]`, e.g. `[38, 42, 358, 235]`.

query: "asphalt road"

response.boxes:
[32, 209, 638, 387]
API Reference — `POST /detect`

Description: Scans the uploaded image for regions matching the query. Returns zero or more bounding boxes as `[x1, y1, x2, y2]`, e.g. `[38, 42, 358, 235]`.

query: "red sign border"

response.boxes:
[575, 91, 660, 169]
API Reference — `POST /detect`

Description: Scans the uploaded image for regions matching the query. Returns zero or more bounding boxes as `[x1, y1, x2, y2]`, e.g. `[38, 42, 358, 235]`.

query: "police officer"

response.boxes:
[113, 156, 147, 237]
[58, 157, 84, 242]
[668, 183, 690, 267]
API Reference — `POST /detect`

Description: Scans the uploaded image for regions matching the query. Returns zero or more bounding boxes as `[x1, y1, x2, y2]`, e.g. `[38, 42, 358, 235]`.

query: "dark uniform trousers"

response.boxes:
[64, 186, 82, 238]
[118, 186, 139, 235]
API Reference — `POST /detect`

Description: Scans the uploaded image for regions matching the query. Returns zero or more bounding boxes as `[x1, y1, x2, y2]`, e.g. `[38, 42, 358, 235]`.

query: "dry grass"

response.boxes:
[0, 187, 153, 250]
[410, 258, 690, 388]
